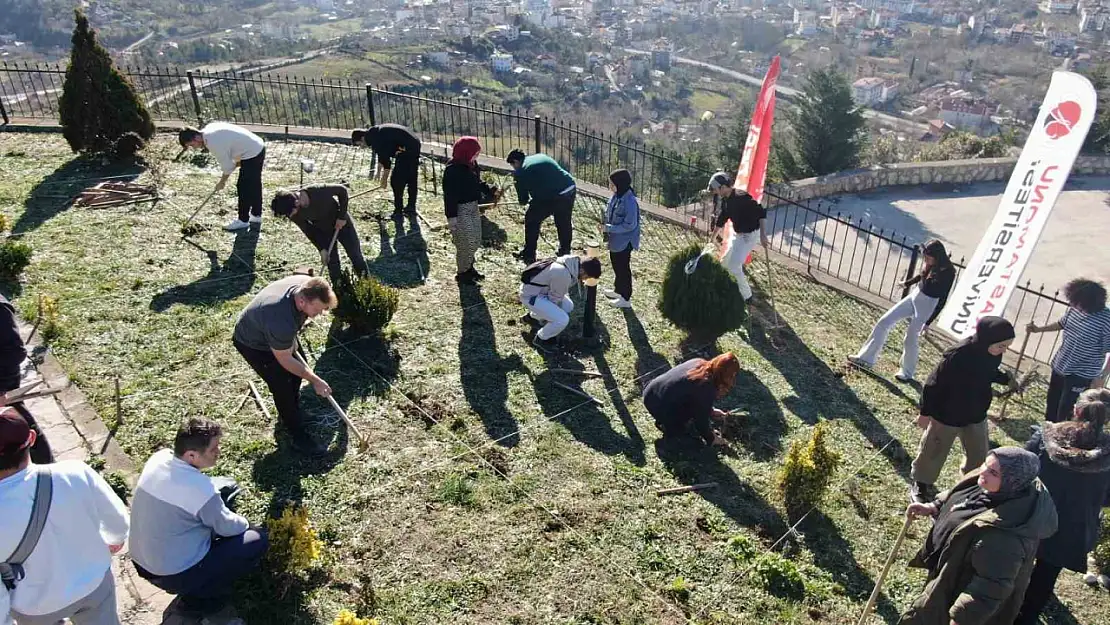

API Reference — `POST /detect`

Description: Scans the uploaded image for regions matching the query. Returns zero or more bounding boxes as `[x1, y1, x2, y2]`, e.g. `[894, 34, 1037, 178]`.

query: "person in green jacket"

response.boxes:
[898, 447, 1058, 625]
[506, 149, 576, 264]
[270, 184, 368, 282]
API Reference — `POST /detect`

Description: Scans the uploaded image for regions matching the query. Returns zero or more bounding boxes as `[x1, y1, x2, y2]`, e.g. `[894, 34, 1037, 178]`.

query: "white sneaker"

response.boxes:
[603, 288, 618, 298]
[224, 219, 250, 231]
[606, 296, 632, 309]
[248, 214, 263, 224]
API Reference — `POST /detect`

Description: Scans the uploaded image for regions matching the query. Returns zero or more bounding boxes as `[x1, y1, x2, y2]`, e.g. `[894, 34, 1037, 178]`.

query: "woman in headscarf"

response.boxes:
[442, 136, 497, 284]
[898, 447, 1058, 625]
[1015, 388, 1110, 623]
[848, 239, 956, 382]
[642, 353, 740, 447]
[602, 169, 641, 309]
[909, 316, 1017, 504]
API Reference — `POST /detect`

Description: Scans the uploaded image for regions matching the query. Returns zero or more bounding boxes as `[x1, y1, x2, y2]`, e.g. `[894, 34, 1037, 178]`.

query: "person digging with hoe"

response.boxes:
[179, 123, 266, 232]
[507, 149, 577, 264]
[898, 447, 1058, 625]
[352, 124, 421, 219]
[271, 183, 369, 283]
[231, 275, 336, 456]
[642, 353, 740, 447]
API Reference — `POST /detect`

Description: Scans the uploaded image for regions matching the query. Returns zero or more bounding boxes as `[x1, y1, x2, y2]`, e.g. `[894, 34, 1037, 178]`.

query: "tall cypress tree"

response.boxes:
[782, 67, 866, 178]
[58, 10, 155, 153]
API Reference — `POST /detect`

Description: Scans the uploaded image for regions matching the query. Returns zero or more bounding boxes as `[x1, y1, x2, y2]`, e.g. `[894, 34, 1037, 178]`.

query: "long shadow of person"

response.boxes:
[15, 156, 145, 234]
[149, 230, 260, 312]
[364, 213, 429, 288]
[481, 214, 508, 250]
[459, 285, 524, 447]
[622, 309, 671, 392]
[586, 315, 647, 466]
[802, 510, 901, 623]
[721, 369, 787, 461]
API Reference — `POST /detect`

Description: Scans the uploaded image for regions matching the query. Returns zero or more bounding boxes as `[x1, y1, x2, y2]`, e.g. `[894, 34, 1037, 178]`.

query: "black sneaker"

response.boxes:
[455, 271, 477, 285]
[513, 249, 535, 263]
[909, 481, 937, 505]
[531, 333, 560, 353]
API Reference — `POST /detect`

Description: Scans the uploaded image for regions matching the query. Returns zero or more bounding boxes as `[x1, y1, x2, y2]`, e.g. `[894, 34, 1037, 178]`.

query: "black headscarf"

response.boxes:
[967, 316, 1016, 349]
[609, 169, 633, 198]
[921, 316, 1014, 427]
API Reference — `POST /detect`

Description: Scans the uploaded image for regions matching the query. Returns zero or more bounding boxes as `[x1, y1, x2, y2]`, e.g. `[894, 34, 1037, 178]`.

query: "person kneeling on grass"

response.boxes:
[271, 184, 368, 283]
[130, 418, 268, 623]
[642, 353, 739, 447]
[519, 254, 602, 349]
[898, 448, 1058, 625]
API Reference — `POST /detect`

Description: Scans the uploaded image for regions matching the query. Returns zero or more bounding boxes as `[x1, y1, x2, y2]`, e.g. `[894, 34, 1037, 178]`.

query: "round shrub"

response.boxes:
[777, 421, 841, 520]
[333, 269, 399, 336]
[0, 241, 33, 280]
[752, 553, 806, 601]
[657, 243, 746, 338]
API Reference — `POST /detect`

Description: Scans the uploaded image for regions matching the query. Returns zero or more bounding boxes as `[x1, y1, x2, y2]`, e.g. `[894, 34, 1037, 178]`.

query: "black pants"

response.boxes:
[0, 375, 53, 463]
[232, 340, 305, 437]
[136, 527, 269, 614]
[610, 243, 633, 301]
[522, 189, 575, 261]
[390, 155, 419, 214]
[1045, 369, 1093, 422]
[1014, 559, 1064, 625]
[236, 148, 266, 223]
[304, 219, 368, 283]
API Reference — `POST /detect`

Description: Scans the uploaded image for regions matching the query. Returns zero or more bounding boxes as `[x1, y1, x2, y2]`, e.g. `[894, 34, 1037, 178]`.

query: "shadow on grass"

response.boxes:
[459, 285, 525, 447]
[481, 214, 507, 250]
[149, 229, 260, 312]
[623, 309, 671, 391]
[654, 437, 787, 540]
[723, 369, 787, 461]
[16, 155, 145, 234]
[1042, 595, 1084, 625]
[234, 565, 331, 624]
[365, 212, 430, 288]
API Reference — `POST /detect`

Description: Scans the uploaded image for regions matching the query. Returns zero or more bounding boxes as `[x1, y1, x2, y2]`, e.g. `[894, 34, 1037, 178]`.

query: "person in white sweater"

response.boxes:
[129, 418, 268, 620]
[0, 408, 129, 625]
[179, 123, 267, 232]
[519, 253, 602, 348]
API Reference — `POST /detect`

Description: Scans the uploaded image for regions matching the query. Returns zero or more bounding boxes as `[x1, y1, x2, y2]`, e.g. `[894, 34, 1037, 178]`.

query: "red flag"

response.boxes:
[721, 56, 781, 262]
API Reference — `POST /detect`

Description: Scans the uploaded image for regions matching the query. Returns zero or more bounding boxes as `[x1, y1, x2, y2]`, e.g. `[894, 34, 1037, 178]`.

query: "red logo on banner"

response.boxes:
[1044, 100, 1082, 139]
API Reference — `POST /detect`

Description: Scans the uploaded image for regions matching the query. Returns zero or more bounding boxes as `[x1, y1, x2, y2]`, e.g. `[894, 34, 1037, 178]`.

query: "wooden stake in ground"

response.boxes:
[551, 380, 604, 406]
[656, 482, 718, 496]
[856, 513, 913, 625]
[247, 380, 273, 422]
[997, 330, 1032, 421]
[180, 189, 219, 233]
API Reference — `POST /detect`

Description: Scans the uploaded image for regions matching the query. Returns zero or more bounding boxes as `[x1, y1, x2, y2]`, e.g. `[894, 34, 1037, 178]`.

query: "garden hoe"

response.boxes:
[995, 330, 1033, 421]
[292, 353, 370, 452]
[856, 513, 913, 625]
[320, 229, 340, 274]
[180, 189, 219, 236]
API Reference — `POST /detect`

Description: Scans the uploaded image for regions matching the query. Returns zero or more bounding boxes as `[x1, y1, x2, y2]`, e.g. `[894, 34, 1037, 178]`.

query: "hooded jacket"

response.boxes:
[1024, 422, 1110, 571]
[898, 471, 1058, 625]
[519, 255, 580, 305]
[921, 317, 1014, 427]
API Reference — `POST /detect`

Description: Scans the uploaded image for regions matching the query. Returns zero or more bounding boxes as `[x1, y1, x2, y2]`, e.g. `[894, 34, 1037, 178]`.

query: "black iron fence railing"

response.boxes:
[0, 61, 1069, 366]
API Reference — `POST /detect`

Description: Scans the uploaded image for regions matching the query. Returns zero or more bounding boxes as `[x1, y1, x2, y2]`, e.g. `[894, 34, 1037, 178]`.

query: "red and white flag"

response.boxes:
[935, 71, 1097, 339]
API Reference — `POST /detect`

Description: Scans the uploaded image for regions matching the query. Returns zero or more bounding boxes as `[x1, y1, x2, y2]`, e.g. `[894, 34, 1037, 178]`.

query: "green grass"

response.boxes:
[1, 132, 1106, 624]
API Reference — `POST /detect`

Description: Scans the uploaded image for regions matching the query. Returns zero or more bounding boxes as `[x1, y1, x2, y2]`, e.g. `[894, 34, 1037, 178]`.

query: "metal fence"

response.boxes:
[0, 61, 1070, 366]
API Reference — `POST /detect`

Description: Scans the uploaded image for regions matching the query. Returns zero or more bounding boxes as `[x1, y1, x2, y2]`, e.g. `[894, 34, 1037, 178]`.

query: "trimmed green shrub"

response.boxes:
[725, 533, 760, 564]
[333, 269, 399, 335]
[777, 421, 841, 520]
[752, 553, 806, 600]
[658, 243, 746, 338]
[58, 10, 155, 154]
[0, 241, 33, 279]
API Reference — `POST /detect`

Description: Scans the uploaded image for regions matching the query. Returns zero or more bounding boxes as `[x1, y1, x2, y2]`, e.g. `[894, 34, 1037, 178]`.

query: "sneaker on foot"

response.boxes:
[467, 267, 485, 281]
[909, 481, 937, 505]
[223, 219, 250, 232]
[248, 214, 263, 224]
[606, 296, 632, 309]
[846, 356, 873, 370]
[289, 435, 328, 456]
[532, 333, 560, 352]
[602, 288, 618, 299]
[895, 372, 915, 383]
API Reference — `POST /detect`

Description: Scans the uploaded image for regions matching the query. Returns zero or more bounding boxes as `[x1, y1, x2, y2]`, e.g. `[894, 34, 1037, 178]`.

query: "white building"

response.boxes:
[940, 98, 991, 130]
[870, 9, 899, 29]
[1080, 6, 1109, 32]
[852, 76, 885, 106]
[1040, 0, 1076, 14]
[491, 53, 514, 73]
[794, 9, 818, 36]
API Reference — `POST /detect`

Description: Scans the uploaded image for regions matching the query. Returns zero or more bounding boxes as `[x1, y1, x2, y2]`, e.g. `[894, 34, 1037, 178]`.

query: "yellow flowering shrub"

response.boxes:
[33, 295, 61, 344]
[332, 609, 377, 625]
[266, 504, 323, 574]
[777, 422, 841, 519]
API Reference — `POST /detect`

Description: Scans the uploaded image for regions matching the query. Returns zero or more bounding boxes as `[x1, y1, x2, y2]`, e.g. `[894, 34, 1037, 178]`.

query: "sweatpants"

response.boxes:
[453, 201, 482, 274]
[521, 293, 574, 340]
[390, 155, 419, 214]
[609, 243, 633, 301]
[232, 340, 306, 438]
[236, 148, 266, 223]
[721, 229, 761, 301]
[1045, 370, 1094, 422]
[303, 219, 368, 283]
[854, 288, 938, 379]
[12, 570, 119, 625]
[135, 528, 269, 614]
[910, 418, 990, 487]
[521, 189, 575, 261]
[1014, 559, 1064, 625]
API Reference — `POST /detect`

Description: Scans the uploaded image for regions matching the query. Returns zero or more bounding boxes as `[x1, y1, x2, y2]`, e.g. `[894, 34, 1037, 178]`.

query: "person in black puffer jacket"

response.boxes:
[1015, 388, 1110, 623]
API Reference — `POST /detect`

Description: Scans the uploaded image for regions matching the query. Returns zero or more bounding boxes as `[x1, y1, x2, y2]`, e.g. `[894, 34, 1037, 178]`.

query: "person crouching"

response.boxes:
[519, 253, 602, 349]
[642, 353, 739, 447]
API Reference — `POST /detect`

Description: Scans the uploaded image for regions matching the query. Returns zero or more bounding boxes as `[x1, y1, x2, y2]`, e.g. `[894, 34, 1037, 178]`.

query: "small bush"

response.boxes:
[30, 295, 61, 344]
[266, 504, 323, 575]
[113, 131, 146, 159]
[0, 214, 9, 233]
[726, 533, 760, 564]
[333, 269, 399, 336]
[435, 472, 476, 507]
[665, 576, 691, 604]
[658, 243, 746, 338]
[0, 241, 33, 280]
[777, 422, 841, 519]
[752, 553, 806, 601]
[332, 610, 377, 625]
[103, 471, 131, 503]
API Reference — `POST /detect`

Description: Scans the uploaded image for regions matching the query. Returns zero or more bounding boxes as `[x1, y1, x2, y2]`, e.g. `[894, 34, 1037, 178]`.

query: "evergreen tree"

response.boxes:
[1082, 65, 1110, 156]
[658, 243, 746, 339]
[58, 9, 155, 154]
[782, 67, 866, 178]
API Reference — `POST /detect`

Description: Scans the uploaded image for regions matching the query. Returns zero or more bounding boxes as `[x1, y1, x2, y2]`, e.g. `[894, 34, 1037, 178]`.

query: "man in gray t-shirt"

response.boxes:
[232, 275, 336, 455]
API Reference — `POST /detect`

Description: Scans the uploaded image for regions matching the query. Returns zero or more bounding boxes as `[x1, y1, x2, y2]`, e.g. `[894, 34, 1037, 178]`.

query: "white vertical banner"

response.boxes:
[936, 71, 1097, 339]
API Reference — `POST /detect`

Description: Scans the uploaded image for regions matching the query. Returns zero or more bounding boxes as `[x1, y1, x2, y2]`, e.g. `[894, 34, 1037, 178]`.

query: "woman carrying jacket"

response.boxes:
[849, 239, 956, 382]
[601, 169, 641, 309]
[910, 316, 1017, 504]
[442, 136, 496, 285]
[642, 353, 740, 447]
[1015, 388, 1110, 624]
[899, 447, 1059, 625]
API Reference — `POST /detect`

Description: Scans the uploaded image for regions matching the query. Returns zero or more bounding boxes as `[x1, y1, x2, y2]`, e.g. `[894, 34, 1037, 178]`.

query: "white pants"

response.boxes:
[521, 293, 575, 340]
[855, 288, 938, 378]
[722, 230, 761, 301]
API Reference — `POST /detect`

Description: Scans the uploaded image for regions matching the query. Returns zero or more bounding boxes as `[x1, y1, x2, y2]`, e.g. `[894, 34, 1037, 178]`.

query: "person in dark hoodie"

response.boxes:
[602, 169, 641, 309]
[642, 353, 739, 447]
[0, 294, 52, 463]
[910, 316, 1018, 504]
[1015, 388, 1110, 624]
[848, 239, 956, 383]
[270, 184, 368, 282]
[351, 124, 422, 218]
[442, 137, 497, 285]
[898, 447, 1059, 625]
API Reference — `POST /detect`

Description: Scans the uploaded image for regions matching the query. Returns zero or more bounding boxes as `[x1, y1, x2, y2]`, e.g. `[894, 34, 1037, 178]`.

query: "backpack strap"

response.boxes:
[0, 466, 53, 591]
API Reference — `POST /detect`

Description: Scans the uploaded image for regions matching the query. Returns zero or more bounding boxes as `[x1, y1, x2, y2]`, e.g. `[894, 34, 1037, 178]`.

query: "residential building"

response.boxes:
[491, 52, 513, 73]
[426, 51, 450, 66]
[1080, 5, 1109, 32]
[870, 9, 899, 29]
[794, 8, 818, 36]
[852, 76, 885, 106]
[537, 53, 557, 70]
[1008, 23, 1033, 44]
[1042, 27, 1076, 47]
[1040, 0, 1077, 14]
[939, 98, 991, 130]
[880, 80, 899, 104]
[651, 39, 673, 70]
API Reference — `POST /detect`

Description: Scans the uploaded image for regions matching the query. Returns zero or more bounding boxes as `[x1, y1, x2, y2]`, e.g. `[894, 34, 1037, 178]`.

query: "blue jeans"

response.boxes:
[135, 528, 269, 612]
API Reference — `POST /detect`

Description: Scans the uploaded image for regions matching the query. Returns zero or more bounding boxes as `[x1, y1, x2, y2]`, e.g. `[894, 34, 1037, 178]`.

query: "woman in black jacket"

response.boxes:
[909, 316, 1016, 504]
[849, 239, 956, 383]
[1015, 388, 1110, 624]
[442, 136, 496, 284]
